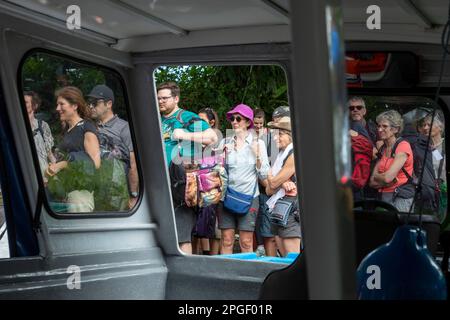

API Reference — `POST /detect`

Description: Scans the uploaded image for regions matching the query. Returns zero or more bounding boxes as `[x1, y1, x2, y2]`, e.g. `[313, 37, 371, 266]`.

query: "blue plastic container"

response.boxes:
[218, 252, 299, 264]
[357, 225, 447, 300]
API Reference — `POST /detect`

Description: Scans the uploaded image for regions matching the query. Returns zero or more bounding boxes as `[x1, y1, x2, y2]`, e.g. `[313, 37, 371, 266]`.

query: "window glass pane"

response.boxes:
[21, 52, 140, 214]
[350, 95, 447, 218]
[154, 65, 301, 264]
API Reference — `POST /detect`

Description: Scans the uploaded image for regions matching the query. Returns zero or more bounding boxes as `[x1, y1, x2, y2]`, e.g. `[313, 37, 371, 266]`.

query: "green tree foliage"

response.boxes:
[154, 65, 289, 130]
[21, 53, 128, 143]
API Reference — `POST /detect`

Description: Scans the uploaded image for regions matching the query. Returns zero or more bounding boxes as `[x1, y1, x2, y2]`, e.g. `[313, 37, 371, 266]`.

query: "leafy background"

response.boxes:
[22, 54, 290, 140]
[20, 52, 439, 144]
[22, 52, 125, 145]
[153, 65, 289, 131]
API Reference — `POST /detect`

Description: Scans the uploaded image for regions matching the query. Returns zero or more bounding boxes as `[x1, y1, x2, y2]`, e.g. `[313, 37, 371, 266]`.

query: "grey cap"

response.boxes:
[272, 105, 290, 119]
[87, 84, 114, 103]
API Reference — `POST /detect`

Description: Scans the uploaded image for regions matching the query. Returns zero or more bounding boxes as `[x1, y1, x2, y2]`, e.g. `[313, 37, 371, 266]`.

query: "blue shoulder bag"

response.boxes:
[222, 139, 257, 215]
[224, 183, 257, 215]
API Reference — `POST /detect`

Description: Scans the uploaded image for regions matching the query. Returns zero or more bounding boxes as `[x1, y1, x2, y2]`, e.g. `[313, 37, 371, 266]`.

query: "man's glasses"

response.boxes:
[157, 96, 173, 102]
[230, 115, 243, 123]
[88, 99, 104, 108]
[349, 105, 364, 111]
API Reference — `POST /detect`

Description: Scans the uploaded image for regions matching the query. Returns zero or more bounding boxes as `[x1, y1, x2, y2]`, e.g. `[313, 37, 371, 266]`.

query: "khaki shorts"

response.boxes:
[271, 210, 301, 239]
[218, 197, 259, 232]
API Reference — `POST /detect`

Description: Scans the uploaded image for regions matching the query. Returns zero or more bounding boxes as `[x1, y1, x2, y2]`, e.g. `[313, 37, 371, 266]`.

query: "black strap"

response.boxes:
[0, 222, 6, 240]
[281, 148, 295, 183]
[376, 137, 402, 160]
[389, 137, 403, 158]
[33, 119, 44, 139]
[282, 149, 294, 167]
[174, 109, 202, 163]
[175, 109, 202, 129]
[379, 138, 414, 183]
[394, 139, 414, 183]
[38, 119, 43, 137]
[401, 167, 414, 183]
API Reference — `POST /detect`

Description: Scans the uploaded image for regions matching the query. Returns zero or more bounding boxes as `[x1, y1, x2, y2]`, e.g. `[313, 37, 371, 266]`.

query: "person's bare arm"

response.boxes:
[267, 155, 295, 190]
[259, 178, 268, 188]
[369, 161, 383, 188]
[48, 151, 57, 164]
[172, 128, 218, 146]
[373, 152, 407, 185]
[265, 183, 276, 196]
[128, 152, 139, 208]
[84, 132, 101, 169]
[128, 152, 139, 192]
[46, 161, 68, 176]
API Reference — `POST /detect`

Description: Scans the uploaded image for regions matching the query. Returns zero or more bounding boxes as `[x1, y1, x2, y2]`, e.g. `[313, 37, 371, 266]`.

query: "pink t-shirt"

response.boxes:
[377, 141, 414, 193]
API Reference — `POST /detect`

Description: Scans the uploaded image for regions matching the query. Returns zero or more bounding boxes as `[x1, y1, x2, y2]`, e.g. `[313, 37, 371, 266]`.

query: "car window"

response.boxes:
[20, 51, 141, 216]
[153, 64, 301, 264]
[349, 95, 447, 219]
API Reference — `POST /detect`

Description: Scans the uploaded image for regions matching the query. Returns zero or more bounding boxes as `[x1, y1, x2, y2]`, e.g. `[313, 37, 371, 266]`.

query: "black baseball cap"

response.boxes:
[87, 84, 114, 103]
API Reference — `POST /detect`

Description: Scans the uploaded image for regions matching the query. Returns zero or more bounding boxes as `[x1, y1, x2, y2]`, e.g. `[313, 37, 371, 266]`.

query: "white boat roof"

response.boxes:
[1, 0, 449, 52]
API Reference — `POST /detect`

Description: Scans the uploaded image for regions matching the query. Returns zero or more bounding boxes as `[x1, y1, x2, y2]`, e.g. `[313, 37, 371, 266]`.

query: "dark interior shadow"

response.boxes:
[259, 200, 441, 300]
[258, 252, 308, 300]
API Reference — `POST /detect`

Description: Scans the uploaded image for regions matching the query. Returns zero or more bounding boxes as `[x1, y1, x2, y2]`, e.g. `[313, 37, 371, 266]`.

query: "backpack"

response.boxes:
[180, 152, 227, 208]
[381, 133, 440, 214]
[196, 155, 227, 207]
[33, 119, 52, 153]
[192, 204, 217, 238]
[168, 110, 204, 206]
[351, 134, 373, 190]
[33, 119, 45, 139]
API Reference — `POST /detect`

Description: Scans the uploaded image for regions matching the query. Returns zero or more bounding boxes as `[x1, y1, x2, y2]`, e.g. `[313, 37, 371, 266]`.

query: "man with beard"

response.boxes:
[157, 82, 217, 254]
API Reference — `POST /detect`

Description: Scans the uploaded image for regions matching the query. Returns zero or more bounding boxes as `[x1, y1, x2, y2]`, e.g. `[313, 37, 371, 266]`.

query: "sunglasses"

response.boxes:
[87, 99, 104, 108]
[349, 105, 364, 111]
[230, 115, 243, 122]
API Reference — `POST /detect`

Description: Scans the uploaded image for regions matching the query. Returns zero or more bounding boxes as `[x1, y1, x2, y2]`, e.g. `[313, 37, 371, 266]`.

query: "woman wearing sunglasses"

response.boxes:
[218, 104, 270, 254]
[369, 110, 414, 211]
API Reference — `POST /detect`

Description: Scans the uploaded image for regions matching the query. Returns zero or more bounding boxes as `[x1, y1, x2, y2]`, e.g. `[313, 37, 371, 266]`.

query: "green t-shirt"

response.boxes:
[161, 109, 210, 166]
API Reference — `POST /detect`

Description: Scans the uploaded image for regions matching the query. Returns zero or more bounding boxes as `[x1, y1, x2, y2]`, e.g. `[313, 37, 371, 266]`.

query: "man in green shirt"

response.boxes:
[157, 82, 217, 254]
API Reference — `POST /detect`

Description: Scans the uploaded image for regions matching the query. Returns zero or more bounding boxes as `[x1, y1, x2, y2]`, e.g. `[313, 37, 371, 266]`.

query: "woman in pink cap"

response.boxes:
[217, 104, 270, 254]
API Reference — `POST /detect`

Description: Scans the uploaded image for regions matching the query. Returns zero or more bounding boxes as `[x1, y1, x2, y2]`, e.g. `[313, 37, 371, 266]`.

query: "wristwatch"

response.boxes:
[130, 191, 138, 198]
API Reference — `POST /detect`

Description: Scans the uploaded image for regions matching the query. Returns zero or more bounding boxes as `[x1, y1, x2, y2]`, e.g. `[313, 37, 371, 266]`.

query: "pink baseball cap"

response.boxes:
[226, 104, 254, 129]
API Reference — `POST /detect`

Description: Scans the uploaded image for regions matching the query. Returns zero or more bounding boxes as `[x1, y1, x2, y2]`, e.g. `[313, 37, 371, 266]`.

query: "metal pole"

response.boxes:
[289, 0, 356, 299]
